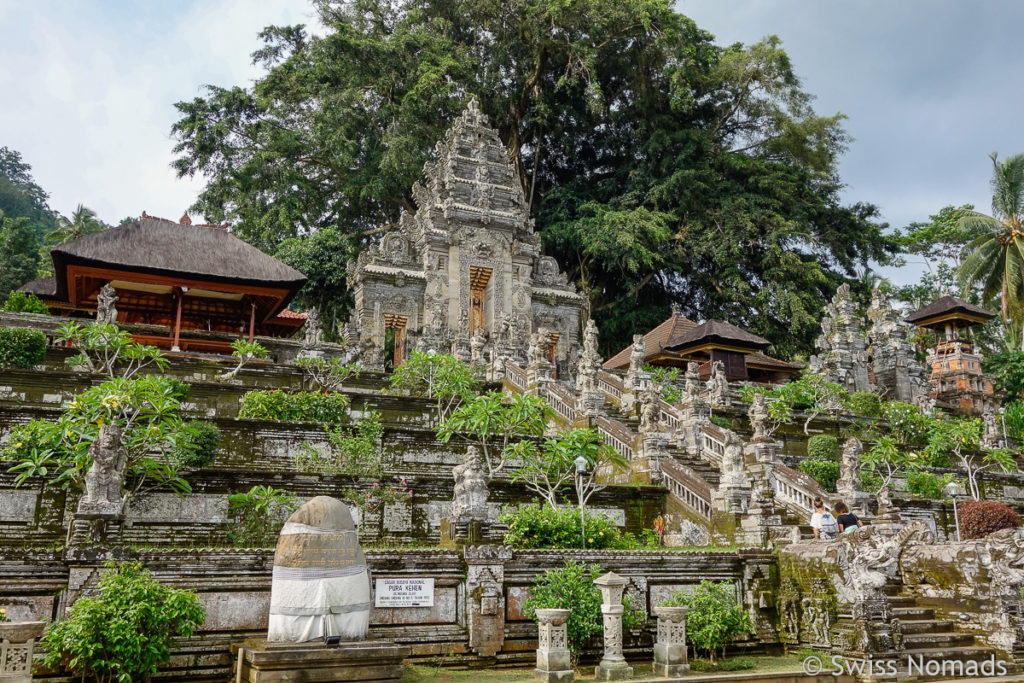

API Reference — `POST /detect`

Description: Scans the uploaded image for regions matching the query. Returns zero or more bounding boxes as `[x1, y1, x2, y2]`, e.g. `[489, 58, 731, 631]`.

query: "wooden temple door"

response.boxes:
[385, 314, 408, 367]
[547, 332, 560, 378]
[469, 266, 492, 334]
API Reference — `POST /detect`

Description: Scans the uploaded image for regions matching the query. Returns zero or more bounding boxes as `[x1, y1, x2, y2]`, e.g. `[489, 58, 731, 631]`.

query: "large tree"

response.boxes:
[958, 153, 1024, 348]
[171, 0, 895, 356]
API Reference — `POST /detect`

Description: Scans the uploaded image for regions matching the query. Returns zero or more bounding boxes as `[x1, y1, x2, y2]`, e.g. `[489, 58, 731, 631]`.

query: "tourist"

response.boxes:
[834, 501, 863, 534]
[810, 497, 840, 540]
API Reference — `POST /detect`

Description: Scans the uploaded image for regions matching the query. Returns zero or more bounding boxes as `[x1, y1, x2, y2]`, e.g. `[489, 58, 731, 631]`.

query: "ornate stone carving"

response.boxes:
[983, 403, 1002, 448]
[534, 608, 572, 683]
[594, 572, 632, 681]
[836, 437, 870, 515]
[451, 446, 489, 521]
[748, 393, 770, 442]
[867, 287, 927, 402]
[708, 360, 729, 407]
[470, 328, 487, 365]
[813, 284, 872, 393]
[653, 606, 689, 676]
[300, 308, 323, 353]
[78, 424, 127, 516]
[639, 388, 660, 435]
[96, 284, 118, 325]
[719, 430, 748, 489]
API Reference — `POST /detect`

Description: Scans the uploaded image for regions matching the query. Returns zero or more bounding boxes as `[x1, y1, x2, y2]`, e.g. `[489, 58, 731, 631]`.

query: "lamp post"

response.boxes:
[944, 481, 963, 542]
[575, 455, 589, 549]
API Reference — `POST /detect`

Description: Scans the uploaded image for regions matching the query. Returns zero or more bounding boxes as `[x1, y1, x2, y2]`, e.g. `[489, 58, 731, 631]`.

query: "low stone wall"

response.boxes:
[0, 546, 770, 680]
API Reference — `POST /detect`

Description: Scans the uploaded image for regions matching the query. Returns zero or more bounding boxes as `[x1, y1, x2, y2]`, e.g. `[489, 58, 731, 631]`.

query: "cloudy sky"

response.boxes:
[2, 1, 1023, 282]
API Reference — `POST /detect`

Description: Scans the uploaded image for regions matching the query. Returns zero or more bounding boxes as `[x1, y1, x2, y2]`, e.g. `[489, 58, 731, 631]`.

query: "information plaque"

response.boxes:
[375, 577, 435, 607]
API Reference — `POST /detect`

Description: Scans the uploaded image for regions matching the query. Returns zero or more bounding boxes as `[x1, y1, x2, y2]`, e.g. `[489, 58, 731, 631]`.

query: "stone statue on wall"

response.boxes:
[983, 404, 1002, 448]
[627, 335, 646, 379]
[452, 446, 490, 521]
[683, 362, 701, 405]
[527, 330, 550, 367]
[470, 328, 487, 365]
[96, 284, 118, 325]
[302, 308, 323, 351]
[78, 423, 127, 515]
[720, 430, 747, 488]
[749, 393, 770, 442]
[639, 389, 660, 434]
[576, 319, 602, 394]
[837, 438, 863, 499]
[709, 360, 729, 406]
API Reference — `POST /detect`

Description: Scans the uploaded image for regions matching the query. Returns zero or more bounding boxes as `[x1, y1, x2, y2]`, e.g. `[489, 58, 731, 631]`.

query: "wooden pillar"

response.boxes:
[171, 288, 183, 352]
[248, 301, 256, 343]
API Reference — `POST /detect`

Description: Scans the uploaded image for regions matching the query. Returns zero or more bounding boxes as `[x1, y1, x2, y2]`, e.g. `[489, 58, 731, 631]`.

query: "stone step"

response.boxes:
[903, 631, 976, 648]
[899, 619, 957, 635]
[887, 595, 916, 606]
[893, 606, 936, 619]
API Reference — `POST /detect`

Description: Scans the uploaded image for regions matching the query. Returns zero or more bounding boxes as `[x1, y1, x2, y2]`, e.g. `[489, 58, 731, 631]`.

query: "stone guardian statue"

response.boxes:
[95, 284, 119, 325]
[78, 423, 127, 515]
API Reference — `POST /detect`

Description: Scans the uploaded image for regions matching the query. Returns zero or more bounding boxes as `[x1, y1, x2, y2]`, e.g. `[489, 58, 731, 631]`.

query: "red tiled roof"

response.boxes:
[603, 312, 698, 369]
[274, 309, 308, 320]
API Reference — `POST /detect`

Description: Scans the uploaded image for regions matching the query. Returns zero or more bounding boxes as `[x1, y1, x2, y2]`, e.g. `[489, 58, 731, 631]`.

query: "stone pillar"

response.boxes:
[465, 546, 512, 658]
[534, 608, 573, 683]
[0, 622, 45, 683]
[642, 433, 669, 484]
[652, 606, 689, 676]
[593, 572, 632, 681]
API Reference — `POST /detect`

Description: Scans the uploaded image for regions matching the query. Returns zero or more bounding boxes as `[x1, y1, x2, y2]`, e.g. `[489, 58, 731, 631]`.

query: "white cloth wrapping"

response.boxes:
[267, 520, 371, 643]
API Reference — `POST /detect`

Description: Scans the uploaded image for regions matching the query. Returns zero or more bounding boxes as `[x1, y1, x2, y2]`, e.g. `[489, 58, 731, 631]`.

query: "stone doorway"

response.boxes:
[469, 266, 492, 335]
[384, 314, 408, 369]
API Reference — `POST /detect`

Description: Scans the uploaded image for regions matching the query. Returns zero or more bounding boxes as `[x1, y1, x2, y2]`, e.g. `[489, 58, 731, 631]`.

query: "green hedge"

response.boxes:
[0, 327, 46, 368]
[806, 434, 840, 461]
[171, 421, 220, 469]
[797, 458, 840, 493]
[849, 391, 882, 418]
[501, 505, 633, 550]
[238, 389, 350, 424]
[2, 291, 49, 314]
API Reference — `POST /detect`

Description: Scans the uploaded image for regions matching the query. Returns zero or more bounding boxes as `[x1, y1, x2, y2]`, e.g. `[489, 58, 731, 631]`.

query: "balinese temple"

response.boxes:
[906, 295, 998, 414]
[20, 213, 307, 354]
[603, 307, 801, 383]
[345, 99, 585, 374]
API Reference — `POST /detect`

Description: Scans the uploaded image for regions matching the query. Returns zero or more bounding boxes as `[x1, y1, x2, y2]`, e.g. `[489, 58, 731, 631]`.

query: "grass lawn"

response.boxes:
[403, 655, 807, 682]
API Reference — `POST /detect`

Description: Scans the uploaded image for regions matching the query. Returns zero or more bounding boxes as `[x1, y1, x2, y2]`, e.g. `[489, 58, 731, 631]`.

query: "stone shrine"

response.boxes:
[811, 284, 872, 392]
[345, 99, 584, 373]
[866, 288, 928, 402]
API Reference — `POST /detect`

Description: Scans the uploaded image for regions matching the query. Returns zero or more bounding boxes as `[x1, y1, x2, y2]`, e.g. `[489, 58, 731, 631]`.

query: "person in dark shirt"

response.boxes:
[834, 501, 862, 534]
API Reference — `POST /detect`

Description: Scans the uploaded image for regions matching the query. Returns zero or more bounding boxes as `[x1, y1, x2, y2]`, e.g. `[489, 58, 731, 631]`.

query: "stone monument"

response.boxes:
[298, 307, 324, 358]
[717, 430, 750, 512]
[708, 360, 729, 407]
[576, 319, 605, 413]
[78, 424, 127, 516]
[812, 284, 872, 393]
[534, 608, 573, 683]
[836, 437, 871, 516]
[451, 446, 489, 521]
[238, 496, 408, 683]
[96, 283, 118, 325]
[593, 572, 632, 681]
[621, 334, 649, 414]
[866, 288, 926, 402]
[652, 606, 689, 676]
[748, 392, 771, 442]
[469, 328, 487, 365]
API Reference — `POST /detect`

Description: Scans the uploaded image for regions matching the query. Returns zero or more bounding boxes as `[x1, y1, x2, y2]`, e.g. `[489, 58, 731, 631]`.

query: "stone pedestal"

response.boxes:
[234, 639, 409, 683]
[534, 609, 573, 683]
[653, 606, 689, 676]
[0, 622, 45, 683]
[594, 572, 632, 681]
[67, 511, 124, 553]
[642, 434, 669, 484]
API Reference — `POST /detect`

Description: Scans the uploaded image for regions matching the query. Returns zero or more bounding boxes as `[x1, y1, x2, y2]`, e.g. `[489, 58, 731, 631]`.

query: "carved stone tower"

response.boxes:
[346, 100, 584, 373]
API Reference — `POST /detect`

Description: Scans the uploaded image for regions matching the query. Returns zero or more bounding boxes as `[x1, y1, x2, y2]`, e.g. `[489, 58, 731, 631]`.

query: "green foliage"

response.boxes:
[509, 428, 624, 508]
[849, 391, 882, 418]
[741, 373, 848, 434]
[689, 657, 756, 673]
[797, 459, 840, 493]
[274, 229, 355, 334]
[0, 147, 59, 284]
[0, 212, 42, 302]
[806, 434, 840, 461]
[0, 326, 46, 368]
[1005, 401, 1024, 442]
[293, 412, 385, 480]
[862, 436, 919, 495]
[2, 290, 48, 314]
[40, 562, 206, 683]
[710, 416, 732, 430]
[46, 203, 108, 246]
[171, 3, 895, 358]
[985, 352, 1024, 402]
[238, 389, 350, 424]
[501, 505, 628, 550]
[295, 356, 362, 392]
[389, 351, 481, 422]
[2, 375, 190, 497]
[217, 339, 269, 380]
[438, 391, 550, 477]
[56, 321, 168, 379]
[921, 417, 1015, 499]
[226, 485, 298, 547]
[904, 471, 954, 499]
[169, 421, 220, 469]
[957, 500, 1022, 540]
[658, 580, 753, 663]
[661, 383, 683, 404]
[881, 401, 932, 444]
[645, 366, 680, 384]
[523, 560, 646, 660]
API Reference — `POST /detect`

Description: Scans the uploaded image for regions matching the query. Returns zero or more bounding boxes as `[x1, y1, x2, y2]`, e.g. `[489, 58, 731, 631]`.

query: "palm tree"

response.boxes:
[46, 204, 107, 245]
[957, 152, 1024, 346]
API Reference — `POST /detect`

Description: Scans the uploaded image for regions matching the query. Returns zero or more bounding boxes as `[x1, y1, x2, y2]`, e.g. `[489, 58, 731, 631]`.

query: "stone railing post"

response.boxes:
[535, 608, 573, 683]
[653, 606, 689, 676]
[0, 621, 46, 683]
[593, 571, 632, 681]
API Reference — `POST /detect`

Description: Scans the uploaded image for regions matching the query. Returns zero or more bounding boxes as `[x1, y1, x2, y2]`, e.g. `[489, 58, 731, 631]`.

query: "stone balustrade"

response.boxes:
[660, 458, 713, 521]
[0, 621, 45, 683]
[595, 416, 635, 461]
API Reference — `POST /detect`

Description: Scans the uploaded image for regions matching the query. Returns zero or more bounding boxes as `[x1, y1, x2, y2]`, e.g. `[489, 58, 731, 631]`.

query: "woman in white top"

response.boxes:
[809, 497, 840, 540]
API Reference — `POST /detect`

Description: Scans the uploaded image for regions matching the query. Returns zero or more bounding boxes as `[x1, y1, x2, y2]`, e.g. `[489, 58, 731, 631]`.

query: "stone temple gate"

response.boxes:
[345, 100, 585, 375]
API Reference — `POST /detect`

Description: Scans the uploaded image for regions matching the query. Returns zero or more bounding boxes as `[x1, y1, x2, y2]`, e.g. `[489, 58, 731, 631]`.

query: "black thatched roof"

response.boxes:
[19, 277, 56, 299]
[48, 217, 306, 300]
[665, 319, 771, 352]
[905, 295, 995, 326]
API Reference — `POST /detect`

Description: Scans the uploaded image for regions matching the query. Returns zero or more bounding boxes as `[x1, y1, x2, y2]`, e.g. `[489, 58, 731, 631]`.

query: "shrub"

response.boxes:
[40, 562, 205, 683]
[957, 500, 1021, 540]
[710, 416, 731, 430]
[227, 485, 298, 547]
[0, 327, 46, 368]
[806, 434, 840, 461]
[171, 421, 220, 469]
[797, 459, 840, 493]
[56, 321, 167, 378]
[293, 413, 385, 480]
[849, 391, 882, 418]
[238, 389, 350, 424]
[904, 471, 953, 499]
[1005, 401, 1024, 443]
[690, 657, 756, 672]
[165, 378, 191, 402]
[501, 505, 626, 550]
[659, 580, 753, 663]
[661, 383, 683, 404]
[881, 401, 932, 444]
[2, 291, 49, 314]
[523, 560, 646, 661]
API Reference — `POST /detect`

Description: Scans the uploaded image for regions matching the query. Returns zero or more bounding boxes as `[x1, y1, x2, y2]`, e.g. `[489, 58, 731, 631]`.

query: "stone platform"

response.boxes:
[234, 639, 409, 683]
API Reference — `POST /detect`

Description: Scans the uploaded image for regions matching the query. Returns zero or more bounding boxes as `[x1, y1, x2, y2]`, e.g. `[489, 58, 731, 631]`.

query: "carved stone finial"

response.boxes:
[179, 211, 192, 225]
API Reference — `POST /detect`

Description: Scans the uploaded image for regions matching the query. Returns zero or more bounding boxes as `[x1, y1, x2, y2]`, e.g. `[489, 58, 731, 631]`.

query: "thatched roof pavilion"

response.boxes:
[21, 213, 307, 353]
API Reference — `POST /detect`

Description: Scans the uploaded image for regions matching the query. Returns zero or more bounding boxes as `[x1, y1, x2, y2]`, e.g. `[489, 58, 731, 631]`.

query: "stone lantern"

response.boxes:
[534, 608, 572, 683]
[653, 605, 690, 676]
[593, 572, 632, 681]
[0, 620, 45, 683]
